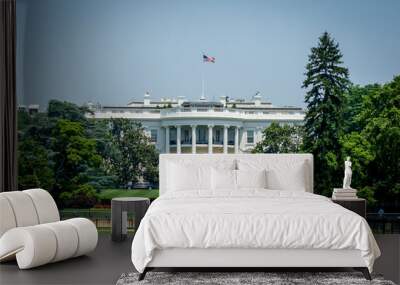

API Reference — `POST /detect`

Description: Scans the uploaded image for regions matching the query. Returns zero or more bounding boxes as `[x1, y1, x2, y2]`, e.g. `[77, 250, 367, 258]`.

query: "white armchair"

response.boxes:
[0, 188, 98, 269]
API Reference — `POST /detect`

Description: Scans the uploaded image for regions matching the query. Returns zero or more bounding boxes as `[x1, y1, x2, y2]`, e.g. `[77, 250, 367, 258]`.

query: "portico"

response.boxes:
[163, 124, 241, 154]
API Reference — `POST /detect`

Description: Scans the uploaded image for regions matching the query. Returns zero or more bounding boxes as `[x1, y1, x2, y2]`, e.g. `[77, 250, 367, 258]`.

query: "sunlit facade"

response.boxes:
[87, 93, 304, 153]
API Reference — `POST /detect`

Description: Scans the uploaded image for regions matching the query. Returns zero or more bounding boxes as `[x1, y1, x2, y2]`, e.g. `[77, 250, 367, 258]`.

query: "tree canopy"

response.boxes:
[103, 118, 159, 187]
[18, 100, 159, 208]
[341, 77, 400, 209]
[252, 123, 303, 154]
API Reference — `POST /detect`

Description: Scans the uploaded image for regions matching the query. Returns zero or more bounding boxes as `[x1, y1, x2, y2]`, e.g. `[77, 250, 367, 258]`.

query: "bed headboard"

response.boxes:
[159, 154, 314, 195]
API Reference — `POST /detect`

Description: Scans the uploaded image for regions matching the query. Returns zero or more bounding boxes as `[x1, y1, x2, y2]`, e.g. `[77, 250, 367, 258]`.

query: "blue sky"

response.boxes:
[17, 0, 400, 108]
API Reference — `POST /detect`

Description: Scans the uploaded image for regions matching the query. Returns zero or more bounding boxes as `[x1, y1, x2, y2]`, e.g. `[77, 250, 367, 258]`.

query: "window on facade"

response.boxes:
[198, 128, 206, 143]
[150, 129, 157, 143]
[184, 130, 190, 143]
[215, 130, 221, 142]
[247, 130, 254, 144]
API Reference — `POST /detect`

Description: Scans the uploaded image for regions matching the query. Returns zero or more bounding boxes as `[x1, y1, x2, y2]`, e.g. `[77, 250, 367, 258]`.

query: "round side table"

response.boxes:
[111, 197, 150, 242]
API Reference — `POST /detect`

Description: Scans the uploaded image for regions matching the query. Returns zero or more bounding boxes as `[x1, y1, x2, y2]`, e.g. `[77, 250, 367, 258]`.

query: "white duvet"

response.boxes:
[131, 190, 380, 273]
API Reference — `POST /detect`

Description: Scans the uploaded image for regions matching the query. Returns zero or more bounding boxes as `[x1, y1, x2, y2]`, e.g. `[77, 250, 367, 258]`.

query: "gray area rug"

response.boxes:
[116, 272, 396, 285]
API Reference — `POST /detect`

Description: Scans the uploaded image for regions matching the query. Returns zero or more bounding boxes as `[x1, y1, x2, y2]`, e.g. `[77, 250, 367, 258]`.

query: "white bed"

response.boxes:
[131, 154, 380, 280]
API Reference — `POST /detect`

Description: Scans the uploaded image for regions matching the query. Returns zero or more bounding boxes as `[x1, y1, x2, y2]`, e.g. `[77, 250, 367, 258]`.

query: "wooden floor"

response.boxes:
[0, 234, 398, 285]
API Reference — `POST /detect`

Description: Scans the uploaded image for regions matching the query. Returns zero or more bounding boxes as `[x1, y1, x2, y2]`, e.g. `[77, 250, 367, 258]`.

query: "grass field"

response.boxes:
[98, 189, 159, 200]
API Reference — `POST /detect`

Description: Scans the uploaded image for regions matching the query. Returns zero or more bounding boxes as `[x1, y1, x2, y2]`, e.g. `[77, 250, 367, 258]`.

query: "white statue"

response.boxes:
[342, 156, 352, 189]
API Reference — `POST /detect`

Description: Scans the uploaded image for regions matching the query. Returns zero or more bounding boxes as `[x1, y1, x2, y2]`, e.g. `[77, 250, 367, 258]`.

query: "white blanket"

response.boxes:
[131, 190, 380, 272]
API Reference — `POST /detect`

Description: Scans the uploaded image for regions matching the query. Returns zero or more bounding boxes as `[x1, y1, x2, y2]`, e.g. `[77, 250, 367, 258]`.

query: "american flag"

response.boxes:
[203, 54, 215, 63]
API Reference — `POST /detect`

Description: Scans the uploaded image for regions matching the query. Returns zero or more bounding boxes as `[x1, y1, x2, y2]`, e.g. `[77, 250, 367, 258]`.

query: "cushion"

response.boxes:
[0, 218, 98, 269]
[237, 158, 309, 192]
[1, 191, 39, 227]
[266, 162, 307, 191]
[23, 189, 60, 224]
[0, 196, 16, 238]
[0, 189, 60, 238]
[65, 218, 98, 257]
[236, 169, 267, 189]
[0, 226, 57, 269]
[211, 158, 237, 170]
[212, 168, 237, 191]
[42, 221, 79, 262]
[167, 163, 212, 192]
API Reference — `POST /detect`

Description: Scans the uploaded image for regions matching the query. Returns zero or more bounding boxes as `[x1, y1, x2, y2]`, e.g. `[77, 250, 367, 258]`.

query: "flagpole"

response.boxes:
[201, 53, 205, 99]
[202, 72, 205, 99]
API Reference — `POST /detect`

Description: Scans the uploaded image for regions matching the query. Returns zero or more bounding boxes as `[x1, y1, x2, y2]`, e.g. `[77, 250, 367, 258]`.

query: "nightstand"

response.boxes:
[332, 198, 366, 218]
[111, 197, 150, 242]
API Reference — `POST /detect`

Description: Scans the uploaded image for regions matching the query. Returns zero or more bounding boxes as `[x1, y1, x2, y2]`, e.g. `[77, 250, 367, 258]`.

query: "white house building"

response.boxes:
[87, 93, 304, 154]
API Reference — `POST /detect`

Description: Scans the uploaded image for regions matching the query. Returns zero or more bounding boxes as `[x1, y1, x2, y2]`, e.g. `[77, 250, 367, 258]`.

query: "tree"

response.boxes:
[17, 110, 55, 190]
[340, 132, 375, 203]
[18, 138, 55, 190]
[105, 119, 159, 187]
[252, 123, 304, 153]
[85, 119, 119, 190]
[18, 101, 108, 208]
[48, 100, 88, 123]
[302, 32, 350, 196]
[340, 84, 380, 204]
[340, 77, 400, 209]
[357, 77, 400, 208]
[51, 119, 101, 206]
[343, 84, 381, 133]
[59, 184, 98, 208]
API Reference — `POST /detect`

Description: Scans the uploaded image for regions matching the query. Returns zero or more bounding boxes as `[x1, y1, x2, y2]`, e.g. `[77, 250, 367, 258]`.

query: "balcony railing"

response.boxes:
[170, 139, 234, 145]
[159, 107, 304, 119]
[60, 209, 400, 234]
[91, 106, 305, 121]
[367, 213, 400, 234]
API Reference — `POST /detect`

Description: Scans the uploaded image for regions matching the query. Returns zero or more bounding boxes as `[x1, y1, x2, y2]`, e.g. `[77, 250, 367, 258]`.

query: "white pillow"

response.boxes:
[212, 168, 237, 191]
[236, 169, 267, 189]
[266, 163, 306, 191]
[237, 158, 309, 192]
[167, 163, 212, 192]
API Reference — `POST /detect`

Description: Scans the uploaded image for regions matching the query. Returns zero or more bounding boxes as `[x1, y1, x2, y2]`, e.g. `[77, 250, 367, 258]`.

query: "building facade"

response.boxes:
[87, 93, 305, 154]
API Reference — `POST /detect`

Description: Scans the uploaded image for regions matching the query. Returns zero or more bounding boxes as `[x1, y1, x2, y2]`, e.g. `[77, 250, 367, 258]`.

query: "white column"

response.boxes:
[165, 126, 170, 153]
[191, 125, 197, 154]
[257, 126, 263, 143]
[176, 125, 181, 154]
[223, 125, 229, 154]
[208, 125, 213, 154]
[234, 126, 239, 154]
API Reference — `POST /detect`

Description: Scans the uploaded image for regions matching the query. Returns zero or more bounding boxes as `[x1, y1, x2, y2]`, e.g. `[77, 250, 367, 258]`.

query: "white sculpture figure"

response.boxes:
[342, 156, 352, 189]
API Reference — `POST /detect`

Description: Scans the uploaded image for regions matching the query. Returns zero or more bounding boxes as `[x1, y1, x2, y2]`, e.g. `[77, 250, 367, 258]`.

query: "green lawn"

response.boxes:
[98, 189, 159, 200]
[59, 189, 159, 227]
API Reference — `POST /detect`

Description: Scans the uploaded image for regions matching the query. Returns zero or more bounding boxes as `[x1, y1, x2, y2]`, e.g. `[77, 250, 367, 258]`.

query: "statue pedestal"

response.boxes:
[332, 188, 358, 200]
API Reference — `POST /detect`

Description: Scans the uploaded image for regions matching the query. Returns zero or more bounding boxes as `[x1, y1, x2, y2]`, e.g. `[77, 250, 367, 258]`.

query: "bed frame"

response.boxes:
[139, 248, 370, 280]
[139, 154, 372, 281]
